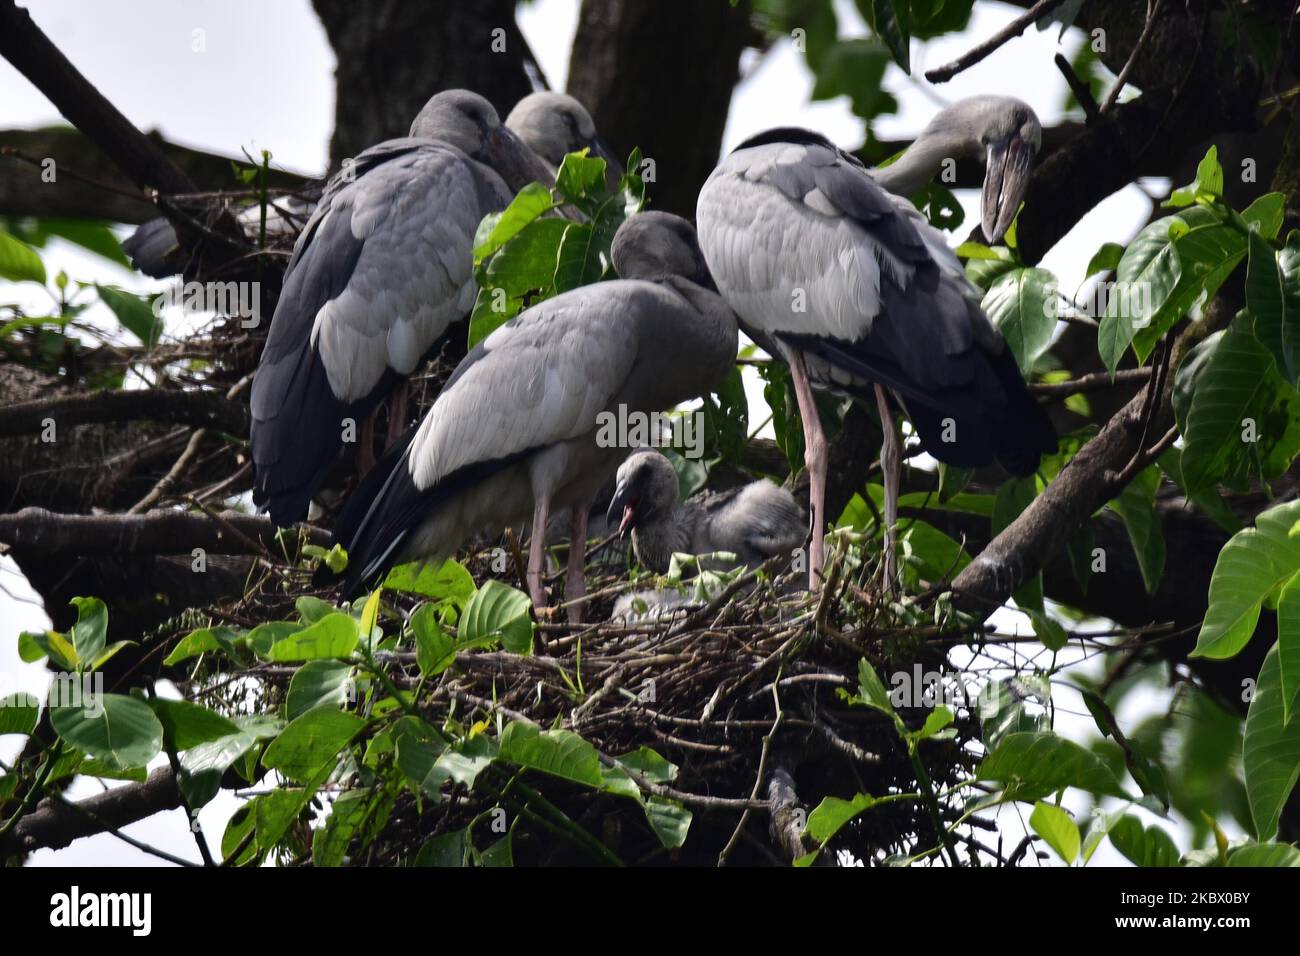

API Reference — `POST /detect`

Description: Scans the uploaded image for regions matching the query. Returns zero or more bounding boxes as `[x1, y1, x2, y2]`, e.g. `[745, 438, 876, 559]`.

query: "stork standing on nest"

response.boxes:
[331, 212, 738, 621]
[696, 96, 1056, 590]
[249, 90, 613, 527]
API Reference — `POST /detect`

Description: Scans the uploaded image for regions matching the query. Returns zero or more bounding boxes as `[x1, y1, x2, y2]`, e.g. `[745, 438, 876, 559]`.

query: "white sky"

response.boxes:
[1, 0, 1182, 866]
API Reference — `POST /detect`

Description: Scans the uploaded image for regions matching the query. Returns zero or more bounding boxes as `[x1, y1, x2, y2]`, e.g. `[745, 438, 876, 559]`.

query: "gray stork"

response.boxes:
[606, 449, 805, 573]
[250, 89, 564, 527]
[505, 91, 621, 180]
[332, 212, 738, 616]
[696, 96, 1055, 590]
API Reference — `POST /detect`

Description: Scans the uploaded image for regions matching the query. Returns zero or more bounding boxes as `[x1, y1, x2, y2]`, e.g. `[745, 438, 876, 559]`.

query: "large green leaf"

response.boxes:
[975, 731, 1130, 800]
[96, 284, 161, 346]
[472, 182, 553, 261]
[862, 0, 910, 73]
[1181, 325, 1300, 493]
[314, 789, 371, 867]
[0, 229, 46, 283]
[68, 596, 107, 663]
[411, 604, 456, 677]
[1227, 842, 1300, 866]
[384, 558, 474, 606]
[147, 697, 240, 751]
[1279, 573, 1300, 724]
[981, 267, 1058, 371]
[286, 660, 354, 720]
[498, 721, 604, 787]
[805, 793, 877, 847]
[1243, 643, 1300, 839]
[178, 715, 281, 808]
[1097, 217, 1181, 374]
[1192, 500, 1300, 659]
[1247, 229, 1299, 384]
[265, 612, 359, 662]
[50, 693, 163, 771]
[1029, 801, 1080, 864]
[262, 708, 365, 783]
[0, 693, 38, 736]
[460, 580, 533, 654]
[1108, 815, 1180, 867]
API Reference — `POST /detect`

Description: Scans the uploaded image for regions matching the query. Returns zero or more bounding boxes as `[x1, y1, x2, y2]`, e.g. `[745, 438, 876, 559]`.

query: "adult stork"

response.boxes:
[505, 91, 621, 180]
[250, 89, 568, 527]
[696, 96, 1056, 590]
[332, 212, 738, 617]
[606, 449, 805, 574]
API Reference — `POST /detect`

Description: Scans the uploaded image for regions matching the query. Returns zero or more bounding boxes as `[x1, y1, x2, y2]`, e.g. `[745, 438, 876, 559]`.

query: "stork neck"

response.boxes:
[871, 129, 970, 197]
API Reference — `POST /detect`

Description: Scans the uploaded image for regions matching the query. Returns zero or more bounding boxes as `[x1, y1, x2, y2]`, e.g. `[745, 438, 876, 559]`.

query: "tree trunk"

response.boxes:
[311, 0, 537, 168]
[567, 0, 754, 217]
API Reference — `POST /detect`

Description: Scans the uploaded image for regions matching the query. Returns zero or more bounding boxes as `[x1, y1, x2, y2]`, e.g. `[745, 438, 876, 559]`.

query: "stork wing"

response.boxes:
[697, 139, 1054, 472]
[250, 139, 506, 523]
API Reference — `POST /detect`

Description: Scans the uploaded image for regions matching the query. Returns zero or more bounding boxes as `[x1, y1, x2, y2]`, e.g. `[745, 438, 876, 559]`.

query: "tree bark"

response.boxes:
[311, 0, 537, 168]
[567, 0, 755, 217]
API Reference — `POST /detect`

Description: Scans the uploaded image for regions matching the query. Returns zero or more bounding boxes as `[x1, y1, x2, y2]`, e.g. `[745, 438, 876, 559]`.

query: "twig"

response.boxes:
[925, 0, 1070, 83]
[1054, 53, 1100, 122]
[1100, 0, 1163, 114]
[718, 680, 785, 865]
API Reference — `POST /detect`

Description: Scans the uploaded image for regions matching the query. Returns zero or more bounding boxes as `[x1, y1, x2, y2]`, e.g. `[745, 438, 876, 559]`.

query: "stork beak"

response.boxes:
[605, 482, 638, 537]
[486, 124, 556, 193]
[981, 134, 1035, 244]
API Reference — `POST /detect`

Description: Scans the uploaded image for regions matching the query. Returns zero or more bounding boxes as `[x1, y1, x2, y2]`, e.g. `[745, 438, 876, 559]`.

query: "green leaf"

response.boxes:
[1085, 242, 1124, 278]
[1193, 500, 1300, 659]
[1241, 192, 1286, 240]
[51, 693, 164, 771]
[811, 38, 897, 121]
[178, 715, 280, 808]
[1109, 815, 1180, 867]
[265, 612, 359, 662]
[384, 559, 475, 606]
[393, 717, 453, 798]
[553, 152, 608, 212]
[1165, 145, 1223, 206]
[96, 284, 161, 346]
[163, 625, 239, 666]
[1227, 842, 1300, 866]
[899, 520, 970, 584]
[262, 708, 365, 783]
[863, 0, 910, 73]
[981, 267, 1058, 371]
[0, 693, 39, 736]
[313, 788, 370, 867]
[1279, 573, 1300, 724]
[286, 660, 354, 720]
[1181, 326, 1292, 493]
[805, 793, 877, 845]
[461, 580, 533, 655]
[643, 797, 692, 849]
[411, 604, 456, 677]
[1097, 218, 1182, 373]
[847, 658, 904, 732]
[68, 596, 107, 663]
[1105, 465, 1166, 593]
[0, 229, 46, 283]
[498, 721, 604, 787]
[414, 829, 469, 867]
[20, 629, 77, 670]
[975, 731, 1131, 800]
[1243, 642, 1300, 839]
[472, 183, 554, 261]
[1030, 801, 1080, 864]
[147, 697, 240, 751]
[1247, 230, 1298, 383]
[295, 595, 335, 623]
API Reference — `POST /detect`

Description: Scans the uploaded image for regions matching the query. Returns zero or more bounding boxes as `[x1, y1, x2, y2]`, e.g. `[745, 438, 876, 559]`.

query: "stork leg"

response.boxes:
[385, 381, 410, 451]
[527, 495, 551, 610]
[564, 504, 589, 624]
[787, 351, 827, 589]
[874, 384, 899, 594]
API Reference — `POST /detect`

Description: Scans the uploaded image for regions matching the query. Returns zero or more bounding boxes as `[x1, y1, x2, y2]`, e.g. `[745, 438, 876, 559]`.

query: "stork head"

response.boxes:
[606, 450, 679, 537]
[611, 212, 715, 289]
[505, 92, 622, 178]
[928, 96, 1041, 243]
[410, 89, 554, 192]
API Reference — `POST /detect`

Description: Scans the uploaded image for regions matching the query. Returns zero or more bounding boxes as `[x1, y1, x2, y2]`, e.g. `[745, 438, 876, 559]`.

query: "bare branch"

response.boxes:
[0, 389, 249, 438]
[925, 0, 1070, 84]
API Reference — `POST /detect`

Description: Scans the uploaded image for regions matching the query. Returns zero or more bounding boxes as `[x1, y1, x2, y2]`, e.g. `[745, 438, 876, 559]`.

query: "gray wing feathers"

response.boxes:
[408, 286, 644, 490]
[695, 479, 805, 564]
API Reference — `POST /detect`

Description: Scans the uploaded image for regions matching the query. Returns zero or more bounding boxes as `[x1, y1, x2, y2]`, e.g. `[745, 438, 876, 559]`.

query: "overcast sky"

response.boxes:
[1, 0, 1172, 866]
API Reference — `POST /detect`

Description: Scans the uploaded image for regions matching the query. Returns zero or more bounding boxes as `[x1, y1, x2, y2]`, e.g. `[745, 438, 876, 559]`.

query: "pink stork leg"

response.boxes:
[564, 504, 589, 624]
[787, 351, 827, 589]
[527, 495, 551, 610]
[874, 384, 899, 594]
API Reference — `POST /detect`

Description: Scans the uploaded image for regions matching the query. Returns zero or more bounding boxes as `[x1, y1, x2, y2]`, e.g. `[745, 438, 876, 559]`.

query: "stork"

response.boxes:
[331, 212, 738, 619]
[606, 449, 805, 574]
[250, 89, 602, 527]
[696, 96, 1056, 590]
